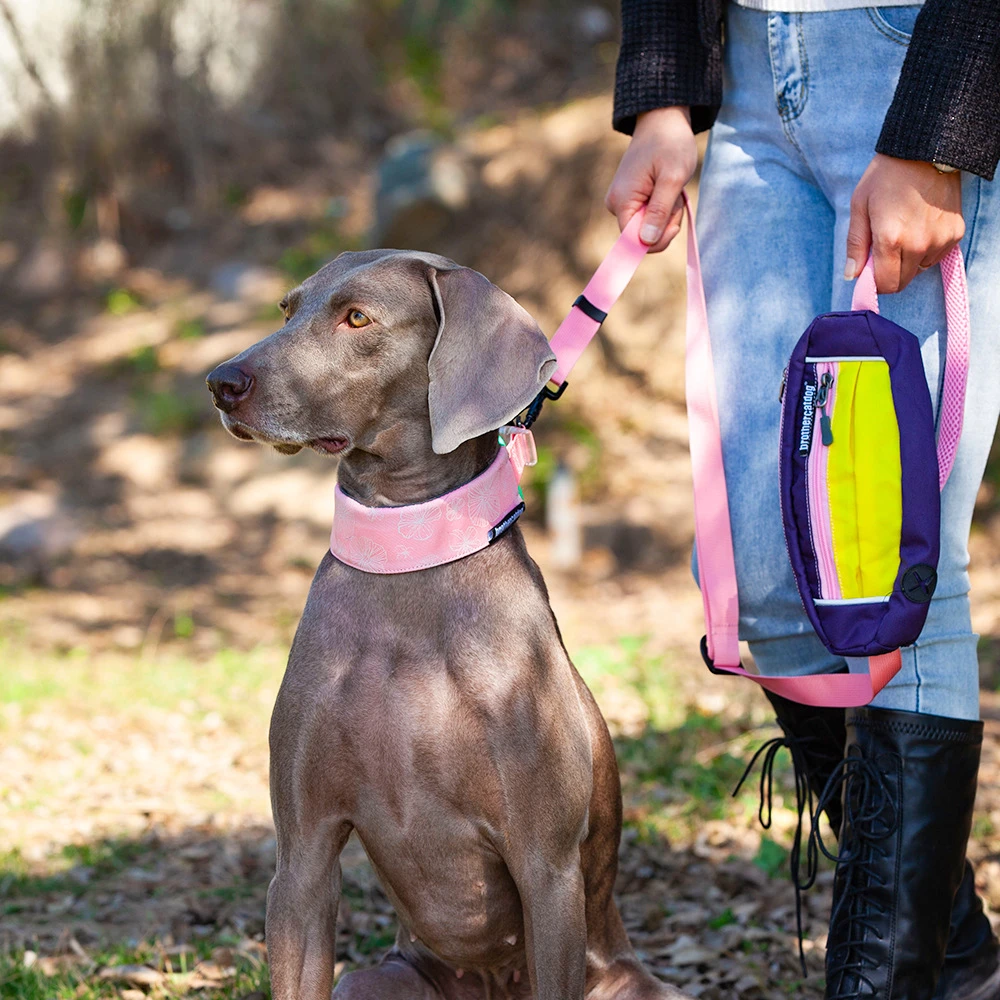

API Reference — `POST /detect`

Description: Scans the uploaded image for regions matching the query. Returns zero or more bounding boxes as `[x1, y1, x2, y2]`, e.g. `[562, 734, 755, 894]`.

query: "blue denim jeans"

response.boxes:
[696, 3, 1000, 721]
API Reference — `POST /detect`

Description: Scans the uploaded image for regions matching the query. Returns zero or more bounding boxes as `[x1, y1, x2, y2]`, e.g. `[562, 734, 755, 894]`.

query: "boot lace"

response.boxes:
[813, 746, 899, 999]
[733, 730, 830, 973]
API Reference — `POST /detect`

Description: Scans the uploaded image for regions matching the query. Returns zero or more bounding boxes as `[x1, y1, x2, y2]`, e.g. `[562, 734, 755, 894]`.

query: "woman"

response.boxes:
[606, 2, 1000, 998]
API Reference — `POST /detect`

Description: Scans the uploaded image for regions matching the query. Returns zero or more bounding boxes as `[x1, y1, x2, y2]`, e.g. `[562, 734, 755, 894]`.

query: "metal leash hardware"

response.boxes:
[519, 380, 569, 430]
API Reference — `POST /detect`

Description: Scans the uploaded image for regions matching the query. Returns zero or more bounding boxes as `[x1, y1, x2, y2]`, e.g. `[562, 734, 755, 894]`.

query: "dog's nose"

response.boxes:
[207, 363, 254, 413]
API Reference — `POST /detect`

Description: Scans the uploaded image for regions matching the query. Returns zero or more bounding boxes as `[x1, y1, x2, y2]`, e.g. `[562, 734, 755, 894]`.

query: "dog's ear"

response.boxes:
[426, 266, 556, 455]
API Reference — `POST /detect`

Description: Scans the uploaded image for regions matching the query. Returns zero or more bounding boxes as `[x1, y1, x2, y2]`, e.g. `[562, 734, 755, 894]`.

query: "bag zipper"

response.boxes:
[816, 372, 834, 446]
[807, 362, 840, 599]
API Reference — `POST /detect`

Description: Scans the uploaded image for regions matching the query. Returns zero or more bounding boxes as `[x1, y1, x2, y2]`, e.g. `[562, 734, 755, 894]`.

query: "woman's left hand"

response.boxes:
[845, 153, 964, 294]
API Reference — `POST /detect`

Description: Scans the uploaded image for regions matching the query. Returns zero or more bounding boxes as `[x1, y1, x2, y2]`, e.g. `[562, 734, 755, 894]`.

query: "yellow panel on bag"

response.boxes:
[827, 360, 902, 599]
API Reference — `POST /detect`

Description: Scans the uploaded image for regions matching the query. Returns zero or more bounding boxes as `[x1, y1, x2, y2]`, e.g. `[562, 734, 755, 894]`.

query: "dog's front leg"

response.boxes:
[510, 855, 587, 1000]
[266, 818, 352, 1000]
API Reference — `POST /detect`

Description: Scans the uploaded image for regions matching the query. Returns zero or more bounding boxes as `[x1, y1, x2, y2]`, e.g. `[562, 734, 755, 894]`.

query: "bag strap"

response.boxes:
[851, 252, 970, 489]
[686, 194, 969, 706]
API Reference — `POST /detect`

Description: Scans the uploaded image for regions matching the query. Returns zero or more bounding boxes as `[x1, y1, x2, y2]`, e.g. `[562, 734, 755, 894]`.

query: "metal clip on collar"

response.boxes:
[521, 380, 569, 429]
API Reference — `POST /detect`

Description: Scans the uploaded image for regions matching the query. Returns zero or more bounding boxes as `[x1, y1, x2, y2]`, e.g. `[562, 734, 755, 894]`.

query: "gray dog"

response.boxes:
[206, 250, 690, 1000]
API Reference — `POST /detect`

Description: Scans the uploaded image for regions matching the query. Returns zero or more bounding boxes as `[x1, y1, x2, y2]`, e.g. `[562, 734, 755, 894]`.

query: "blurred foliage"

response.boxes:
[753, 836, 789, 878]
[132, 386, 204, 436]
[708, 907, 737, 930]
[0, 638, 283, 728]
[104, 288, 142, 316]
[0, 839, 148, 900]
[175, 317, 206, 340]
[278, 222, 360, 283]
[575, 636, 799, 845]
[62, 190, 88, 230]
[524, 409, 603, 516]
[0, 943, 272, 1000]
[173, 610, 195, 639]
[0, 0, 614, 247]
[125, 345, 160, 375]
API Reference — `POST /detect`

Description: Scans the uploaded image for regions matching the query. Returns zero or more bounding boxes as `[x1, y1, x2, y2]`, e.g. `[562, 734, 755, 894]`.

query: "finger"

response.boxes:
[872, 238, 904, 294]
[894, 247, 923, 293]
[644, 194, 686, 254]
[919, 228, 965, 271]
[614, 199, 651, 235]
[604, 173, 650, 233]
[639, 173, 684, 248]
[844, 196, 872, 281]
[665, 193, 686, 239]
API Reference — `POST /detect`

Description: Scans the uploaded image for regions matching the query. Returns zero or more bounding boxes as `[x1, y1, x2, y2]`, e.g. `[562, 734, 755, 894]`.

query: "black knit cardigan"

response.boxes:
[613, 0, 1000, 180]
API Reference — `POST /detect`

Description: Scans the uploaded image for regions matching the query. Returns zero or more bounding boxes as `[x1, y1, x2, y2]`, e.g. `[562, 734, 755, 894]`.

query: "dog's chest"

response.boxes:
[356, 807, 526, 971]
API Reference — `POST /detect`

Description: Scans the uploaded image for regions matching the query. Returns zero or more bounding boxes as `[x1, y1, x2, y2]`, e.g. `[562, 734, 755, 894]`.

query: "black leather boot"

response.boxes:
[758, 693, 999, 1000]
[818, 707, 983, 1000]
[934, 888, 1000, 1000]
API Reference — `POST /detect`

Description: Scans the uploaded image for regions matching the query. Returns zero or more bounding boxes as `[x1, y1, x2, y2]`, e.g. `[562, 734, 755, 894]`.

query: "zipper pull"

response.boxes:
[779, 366, 788, 402]
[820, 413, 834, 446]
[816, 373, 834, 446]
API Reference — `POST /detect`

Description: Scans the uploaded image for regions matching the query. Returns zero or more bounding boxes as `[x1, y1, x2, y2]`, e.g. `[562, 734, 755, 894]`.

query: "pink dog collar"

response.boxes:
[330, 428, 535, 574]
[326, 216, 654, 576]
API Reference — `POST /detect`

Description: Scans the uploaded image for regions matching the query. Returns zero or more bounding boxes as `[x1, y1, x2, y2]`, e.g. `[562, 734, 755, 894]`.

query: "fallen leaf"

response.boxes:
[193, 958, 236, 981]
[98, 964, 165, 986]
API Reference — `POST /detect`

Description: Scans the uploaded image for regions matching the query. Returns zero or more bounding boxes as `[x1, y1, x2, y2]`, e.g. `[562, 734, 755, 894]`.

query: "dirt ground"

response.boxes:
[4, 94, 1000, 1000]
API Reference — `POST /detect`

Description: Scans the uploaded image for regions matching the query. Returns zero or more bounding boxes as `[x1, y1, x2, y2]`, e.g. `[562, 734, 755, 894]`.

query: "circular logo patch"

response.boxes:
[901, 564, 937, 604]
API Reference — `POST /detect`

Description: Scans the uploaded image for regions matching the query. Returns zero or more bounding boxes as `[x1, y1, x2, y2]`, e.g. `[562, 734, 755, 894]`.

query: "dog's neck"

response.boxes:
[336, 422, 498, 508]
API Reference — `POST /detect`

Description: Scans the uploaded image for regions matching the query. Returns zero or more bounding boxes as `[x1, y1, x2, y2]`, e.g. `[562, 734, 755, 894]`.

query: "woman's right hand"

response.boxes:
[605, 106, 699, 253]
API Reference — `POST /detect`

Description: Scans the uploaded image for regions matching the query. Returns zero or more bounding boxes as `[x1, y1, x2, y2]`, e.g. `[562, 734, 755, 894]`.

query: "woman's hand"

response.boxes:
[605, 106, 699, 252]
[845, 153, 964, 293]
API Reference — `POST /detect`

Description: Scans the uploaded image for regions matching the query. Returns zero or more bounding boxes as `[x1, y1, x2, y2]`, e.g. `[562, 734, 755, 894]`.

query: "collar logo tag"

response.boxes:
[487, 502, 525, 544]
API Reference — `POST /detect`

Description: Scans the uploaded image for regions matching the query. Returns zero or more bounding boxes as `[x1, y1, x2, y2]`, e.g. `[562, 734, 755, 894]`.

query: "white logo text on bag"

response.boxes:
[799, 382, 816, 453]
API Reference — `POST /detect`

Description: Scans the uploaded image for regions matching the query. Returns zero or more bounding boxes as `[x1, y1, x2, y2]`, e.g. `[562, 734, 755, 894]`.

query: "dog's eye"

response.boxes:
[347, 309, 372, 328]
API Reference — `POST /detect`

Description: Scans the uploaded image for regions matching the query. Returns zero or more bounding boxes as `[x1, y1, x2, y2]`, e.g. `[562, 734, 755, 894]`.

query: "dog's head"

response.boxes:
[206, 249, 556, 457]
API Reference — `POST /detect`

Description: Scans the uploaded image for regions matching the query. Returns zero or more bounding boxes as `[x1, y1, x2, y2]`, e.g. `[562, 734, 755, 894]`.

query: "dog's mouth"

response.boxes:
[220, 414, 349, 457]
[221, 415, 303, 454]
[227, 423, 254, 441]
[310, 437, 349, 455]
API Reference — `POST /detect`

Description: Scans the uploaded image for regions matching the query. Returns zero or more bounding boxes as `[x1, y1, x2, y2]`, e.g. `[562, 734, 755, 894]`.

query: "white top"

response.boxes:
[732, 0, 920, 11]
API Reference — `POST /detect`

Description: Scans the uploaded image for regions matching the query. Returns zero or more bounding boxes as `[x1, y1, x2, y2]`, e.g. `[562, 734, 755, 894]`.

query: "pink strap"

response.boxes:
[330, 445, 525, 574]
[935, 251, 970, 489]
[850, 255, 881, 314]
[708, 649, 902, 709]
[850, 252, 970, 489]
[548, 208, 650, 386]
[682, 193, 741, 671]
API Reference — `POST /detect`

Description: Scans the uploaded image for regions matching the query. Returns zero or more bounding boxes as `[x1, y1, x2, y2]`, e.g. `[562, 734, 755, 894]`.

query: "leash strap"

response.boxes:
[548, 208, 650, 386]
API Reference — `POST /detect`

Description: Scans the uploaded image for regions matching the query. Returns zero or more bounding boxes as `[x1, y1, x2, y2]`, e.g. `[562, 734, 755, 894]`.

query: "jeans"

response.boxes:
[696, 3, 1000, 721]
